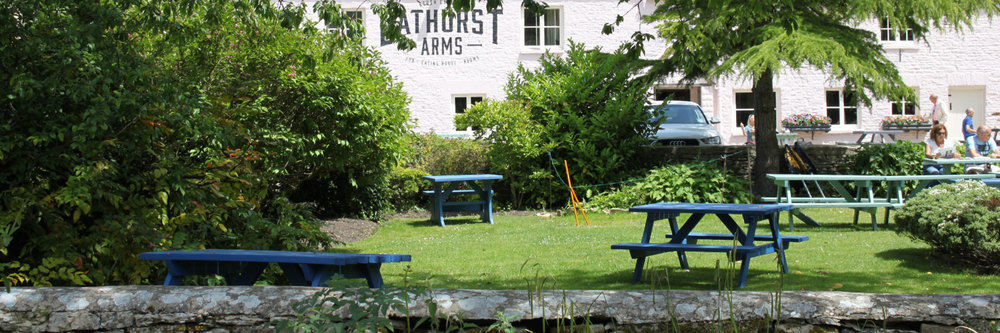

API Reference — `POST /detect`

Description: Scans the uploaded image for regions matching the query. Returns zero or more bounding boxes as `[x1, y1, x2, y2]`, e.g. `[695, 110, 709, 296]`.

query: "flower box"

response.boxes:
[781, 114, 832, 132]
[784, 125, 832, 132]
[881, 115, 931, 130]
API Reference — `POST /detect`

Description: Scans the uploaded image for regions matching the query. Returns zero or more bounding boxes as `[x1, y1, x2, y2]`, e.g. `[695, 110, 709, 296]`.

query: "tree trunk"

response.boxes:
[752, 69, 779, 198]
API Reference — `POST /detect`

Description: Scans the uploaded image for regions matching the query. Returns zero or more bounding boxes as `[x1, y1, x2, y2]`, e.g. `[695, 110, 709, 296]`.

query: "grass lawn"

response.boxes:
[335, 208, 1000, 293]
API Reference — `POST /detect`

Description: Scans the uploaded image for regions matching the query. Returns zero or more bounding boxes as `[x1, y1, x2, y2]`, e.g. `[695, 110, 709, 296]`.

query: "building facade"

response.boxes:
[306, 0, 1000, 145]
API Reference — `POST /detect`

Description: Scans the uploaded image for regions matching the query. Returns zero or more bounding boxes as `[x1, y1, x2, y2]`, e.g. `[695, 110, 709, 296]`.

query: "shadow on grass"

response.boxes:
[404, 216, 487, 227]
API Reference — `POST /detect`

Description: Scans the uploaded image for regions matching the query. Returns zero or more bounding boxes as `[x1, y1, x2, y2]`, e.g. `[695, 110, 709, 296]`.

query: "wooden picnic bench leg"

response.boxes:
[470, 180, 496, 224]
[869, 208, 879, 231]
[765, 213, 789, 274]
[430, 183, 445, 226]
[278, 263, 313, 286]
[736, 218, 757, 288]
[163, 261, 187, 286]
[667, 214, 689, 270]
[631, 213, 659, 282]
[361, 263, 384, 288]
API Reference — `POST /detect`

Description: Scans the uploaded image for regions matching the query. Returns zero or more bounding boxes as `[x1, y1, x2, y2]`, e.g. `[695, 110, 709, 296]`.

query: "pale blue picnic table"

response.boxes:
[423, 174, 503, 226]
[923, 157, 1000, 175]
[612, 203, 807, 288]
[140, 249, 411, 288]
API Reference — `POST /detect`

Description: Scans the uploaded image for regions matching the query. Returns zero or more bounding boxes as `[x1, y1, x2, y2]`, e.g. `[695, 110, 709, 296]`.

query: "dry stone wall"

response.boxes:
[2, 286, 998, 332]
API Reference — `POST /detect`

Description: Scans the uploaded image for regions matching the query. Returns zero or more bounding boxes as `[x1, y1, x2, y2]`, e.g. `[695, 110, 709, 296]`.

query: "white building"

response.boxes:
[307, 0, 1000, 145]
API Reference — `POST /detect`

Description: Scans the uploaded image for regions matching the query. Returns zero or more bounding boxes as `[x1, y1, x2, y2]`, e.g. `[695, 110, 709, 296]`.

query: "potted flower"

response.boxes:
[781, 113, 832, 131]
[881, 115, 932, 130]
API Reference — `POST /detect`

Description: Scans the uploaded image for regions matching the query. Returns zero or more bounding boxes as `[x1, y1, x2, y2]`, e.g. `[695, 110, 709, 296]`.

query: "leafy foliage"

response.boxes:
[850, 141, 923, 194]
[584, 164, 752, 210]
[276, 274, 422, 332]
[386, 167, 431, 213]
[458, 42, 656, 208]
[895, 181, 1000, 271]
[406, 134, 490, 176]
[0, 0, 407, 286]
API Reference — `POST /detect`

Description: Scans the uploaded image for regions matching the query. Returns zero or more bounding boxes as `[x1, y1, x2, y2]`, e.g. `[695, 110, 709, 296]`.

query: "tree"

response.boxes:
[620, 0, 1000, 197]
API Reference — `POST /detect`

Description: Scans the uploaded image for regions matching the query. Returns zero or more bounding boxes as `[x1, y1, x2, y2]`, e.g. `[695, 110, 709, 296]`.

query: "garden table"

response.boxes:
[853, 130, 903, 144]
[140, 249, 411, 288]
[923, 157, 1000, 175]
[423, 174, 503, 226]
[611, 203, 807, 288]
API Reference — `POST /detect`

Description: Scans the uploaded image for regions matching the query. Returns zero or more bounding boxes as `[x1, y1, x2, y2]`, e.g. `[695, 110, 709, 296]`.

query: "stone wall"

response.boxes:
[3, 286, 998, 332]
[639, 145, 859, 180]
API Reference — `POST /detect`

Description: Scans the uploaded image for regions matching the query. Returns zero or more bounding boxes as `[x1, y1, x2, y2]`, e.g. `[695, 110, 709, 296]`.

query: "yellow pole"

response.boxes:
[564, 160, 581, 226]
[563, 160, 590, 226]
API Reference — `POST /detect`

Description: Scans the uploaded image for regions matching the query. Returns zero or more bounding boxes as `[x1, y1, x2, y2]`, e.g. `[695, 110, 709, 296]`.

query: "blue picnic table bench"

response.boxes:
[423, 174, 503, 226]
[139, 249, 411, 288]
[612, 203, 807, 288]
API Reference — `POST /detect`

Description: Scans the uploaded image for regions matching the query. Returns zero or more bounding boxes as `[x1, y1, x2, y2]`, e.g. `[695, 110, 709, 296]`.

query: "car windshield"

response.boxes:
[649, 104, 707, 125]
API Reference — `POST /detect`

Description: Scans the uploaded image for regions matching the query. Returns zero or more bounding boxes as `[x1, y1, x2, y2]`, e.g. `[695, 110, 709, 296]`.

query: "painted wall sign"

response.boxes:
[380, 0, 503, 65]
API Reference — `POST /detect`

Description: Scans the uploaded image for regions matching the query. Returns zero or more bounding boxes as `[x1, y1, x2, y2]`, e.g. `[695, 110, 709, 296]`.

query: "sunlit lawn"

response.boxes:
[335, 208, 1000, 293]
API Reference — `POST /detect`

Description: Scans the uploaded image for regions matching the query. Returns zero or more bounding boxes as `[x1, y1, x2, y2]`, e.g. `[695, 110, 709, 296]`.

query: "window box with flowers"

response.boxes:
[781, 114, 832, 132]
[881, 115, 932, 131]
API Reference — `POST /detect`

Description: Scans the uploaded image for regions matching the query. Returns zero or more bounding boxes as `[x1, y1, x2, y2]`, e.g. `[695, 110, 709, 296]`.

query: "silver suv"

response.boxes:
[648, 101, 722, 146]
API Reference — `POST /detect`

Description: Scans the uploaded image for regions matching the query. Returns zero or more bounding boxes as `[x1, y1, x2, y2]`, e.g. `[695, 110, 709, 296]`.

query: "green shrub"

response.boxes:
[895, 181, 1000, 271]
[457, 42, 655, 208]
[406, 133, 490, 176]
[0, 0, 404, 286]
[850, 140, 923, 194]
[584, 163, 752, 210]
[386, 167, 430, 212]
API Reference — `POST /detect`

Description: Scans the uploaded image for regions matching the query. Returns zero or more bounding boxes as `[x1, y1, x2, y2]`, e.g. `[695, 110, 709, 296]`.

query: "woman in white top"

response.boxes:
[924, 124, 960, 174]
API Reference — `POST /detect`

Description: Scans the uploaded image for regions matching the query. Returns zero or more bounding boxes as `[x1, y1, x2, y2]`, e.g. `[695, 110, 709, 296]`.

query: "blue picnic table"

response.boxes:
[139, 249, 411, 288]
[612, 203, 807, 288]
[423, 174, 503, 226]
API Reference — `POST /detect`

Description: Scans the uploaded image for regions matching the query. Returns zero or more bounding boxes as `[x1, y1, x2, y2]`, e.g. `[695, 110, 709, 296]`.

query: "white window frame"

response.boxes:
[327, 9, 364, 39]
[880, 17, 914, 42]
[826, 89, 859, 126]
[454, 95, 485, 131]
[891, 88, 919, 115]
[733, 91, 779, 130]
[734, 91, 754, 130]
[523, 7, 563, 51]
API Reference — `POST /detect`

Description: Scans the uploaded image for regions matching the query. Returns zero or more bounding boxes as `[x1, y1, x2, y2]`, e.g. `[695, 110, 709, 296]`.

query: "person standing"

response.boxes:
[928, 93, 947, 125]
[962, 108, 976, 139]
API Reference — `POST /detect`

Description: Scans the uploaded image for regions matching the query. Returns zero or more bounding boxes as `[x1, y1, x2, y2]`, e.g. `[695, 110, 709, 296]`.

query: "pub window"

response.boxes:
[455, 96, 484, 131]
[826, 90, 858, 125]
[880, 18, 914, 41]
[891, 101, 917, 115]
[734, 91, 777, 128]
[524, 8, 561, 46]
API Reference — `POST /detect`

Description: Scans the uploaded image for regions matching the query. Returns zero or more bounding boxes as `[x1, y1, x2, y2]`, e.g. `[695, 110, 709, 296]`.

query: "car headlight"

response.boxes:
[700, 136, 721, 145]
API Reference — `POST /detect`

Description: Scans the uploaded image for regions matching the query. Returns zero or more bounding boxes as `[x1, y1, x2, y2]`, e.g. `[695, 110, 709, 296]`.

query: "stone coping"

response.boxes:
[1, 286, 998, 332]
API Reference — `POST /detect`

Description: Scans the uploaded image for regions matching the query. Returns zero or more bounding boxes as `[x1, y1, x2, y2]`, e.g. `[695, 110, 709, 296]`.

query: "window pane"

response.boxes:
[346, 10, 362, 20]
[544, 9, 560, 26]
[736, 111, 753, 127]
[524, 11, 538, 26]
[827, 108, 840, 124]
[880, 30, 889, 41]
[826, 91, 840, 107]
[735, 92, 754, 109]
[470, 96, 483, 104]
[524, 28, 539, 45]
[905, 103, 916, 115]
[881, 18, 890, 29]
[544, 28, 560, 45]
[845, 107, 858, 124]
[455, 97, 467, 114]
[892, 103, 902, 115]
[844, 91, 857, 107]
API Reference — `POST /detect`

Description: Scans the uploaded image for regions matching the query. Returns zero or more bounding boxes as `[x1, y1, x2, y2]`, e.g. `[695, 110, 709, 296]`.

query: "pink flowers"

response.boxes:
[782, 113, 832, 127]
[881, 115, 929, 127]
[286, 71, 297, 77]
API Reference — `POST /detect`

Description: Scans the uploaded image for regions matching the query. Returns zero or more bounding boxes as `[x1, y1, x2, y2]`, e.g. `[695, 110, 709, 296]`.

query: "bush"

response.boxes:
[850, 140, 923, 194]
[0, 0, 406, 286]
[406, 134, 490, 176]
[584, 163, 752, 210]
[457, 42, 655, 208]
[895, 181, 1000, 271]
[386, 167, 430, 212]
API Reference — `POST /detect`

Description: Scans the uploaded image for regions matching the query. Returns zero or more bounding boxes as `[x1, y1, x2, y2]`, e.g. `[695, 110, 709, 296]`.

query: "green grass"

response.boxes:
[336, 208, 1000, 293]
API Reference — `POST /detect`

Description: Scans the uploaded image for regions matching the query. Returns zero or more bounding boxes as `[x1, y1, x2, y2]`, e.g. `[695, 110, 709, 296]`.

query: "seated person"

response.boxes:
[965, 125, 1000, 174]
[924, 124, 959, 175]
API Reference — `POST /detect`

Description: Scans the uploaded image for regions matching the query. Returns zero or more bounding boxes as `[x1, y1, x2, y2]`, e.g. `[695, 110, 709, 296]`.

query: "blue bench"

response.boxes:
[140, 249, 411, 288]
